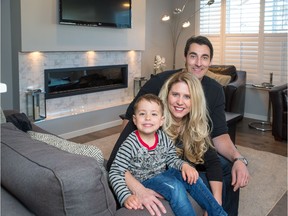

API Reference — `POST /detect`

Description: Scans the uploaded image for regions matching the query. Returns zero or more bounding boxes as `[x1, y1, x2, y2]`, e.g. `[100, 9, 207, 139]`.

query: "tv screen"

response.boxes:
[59, 0, 132, 28]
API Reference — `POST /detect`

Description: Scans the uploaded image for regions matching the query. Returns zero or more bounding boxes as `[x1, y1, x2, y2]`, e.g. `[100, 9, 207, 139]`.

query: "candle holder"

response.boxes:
[26, 89, 46, 121]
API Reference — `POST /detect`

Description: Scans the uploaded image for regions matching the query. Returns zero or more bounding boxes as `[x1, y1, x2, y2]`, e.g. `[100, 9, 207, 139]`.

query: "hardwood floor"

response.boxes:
[235, 117, 287, 157]
[69, 117, 287, 215]
[69, 125, 122, 144]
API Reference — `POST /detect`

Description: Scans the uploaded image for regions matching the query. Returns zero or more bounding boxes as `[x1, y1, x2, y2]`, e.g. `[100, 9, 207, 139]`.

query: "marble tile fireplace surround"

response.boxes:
[19, 50, 141, 127]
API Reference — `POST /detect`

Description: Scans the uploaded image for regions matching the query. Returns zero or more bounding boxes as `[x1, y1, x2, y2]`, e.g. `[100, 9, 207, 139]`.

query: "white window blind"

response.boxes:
[226, 0, 260, 34]
[197, 0, 288, 85]
[264, 0, 288, 33]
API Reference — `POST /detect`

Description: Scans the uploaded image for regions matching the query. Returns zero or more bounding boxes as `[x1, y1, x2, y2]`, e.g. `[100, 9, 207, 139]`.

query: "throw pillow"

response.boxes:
[209, 65, 237, 82]
[6, 112, 32, 132]
[206, 70, 231, 86]
[0, 107, 6, 124]
[28, 131, 106, 175]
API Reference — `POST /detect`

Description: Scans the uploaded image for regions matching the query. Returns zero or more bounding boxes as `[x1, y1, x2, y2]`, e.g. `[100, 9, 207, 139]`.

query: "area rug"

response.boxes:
[85, 134, 287, 216]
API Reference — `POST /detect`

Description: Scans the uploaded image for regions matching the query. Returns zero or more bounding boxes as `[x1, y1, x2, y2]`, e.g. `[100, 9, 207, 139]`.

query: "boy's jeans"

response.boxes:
[142, 168, 227, 216]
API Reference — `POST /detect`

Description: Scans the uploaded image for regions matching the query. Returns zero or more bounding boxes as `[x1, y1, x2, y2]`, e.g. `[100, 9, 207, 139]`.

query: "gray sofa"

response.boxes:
[1, 110, 203, 216]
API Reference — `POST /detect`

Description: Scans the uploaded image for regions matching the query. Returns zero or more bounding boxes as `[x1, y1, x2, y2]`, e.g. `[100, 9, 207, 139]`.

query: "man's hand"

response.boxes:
[231, 160, 250, 191]
[124, 195, 143, 210]
[181, 163, 199, 184]
[135, 187, 166, 216]
[212, 134, 250, 191]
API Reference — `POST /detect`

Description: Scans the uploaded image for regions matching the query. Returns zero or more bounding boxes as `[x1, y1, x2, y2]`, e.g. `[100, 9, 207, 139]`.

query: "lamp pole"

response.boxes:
[162, 0, 214, 69]
[169, 14, 184, 70]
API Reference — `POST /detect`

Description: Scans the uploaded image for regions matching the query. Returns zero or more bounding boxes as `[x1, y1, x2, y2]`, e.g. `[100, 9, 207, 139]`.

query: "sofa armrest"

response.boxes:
[269, 84, 286, 122]
[225, 71, 246, 115]
[1, 123, 117, 216]
[1, 187, 34, 216]
[227, 70, 246, 89]
[269, 84, 288, 140]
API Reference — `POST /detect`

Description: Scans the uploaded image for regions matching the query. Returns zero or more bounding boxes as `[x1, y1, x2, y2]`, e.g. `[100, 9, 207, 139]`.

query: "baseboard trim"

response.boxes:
[59, 119, 122, 139]
[244, 113, 268, 121]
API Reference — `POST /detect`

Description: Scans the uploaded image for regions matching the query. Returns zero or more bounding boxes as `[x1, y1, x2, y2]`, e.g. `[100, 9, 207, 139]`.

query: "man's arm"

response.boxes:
[212, 134, 250, 191]
[203, 77, 250, 191]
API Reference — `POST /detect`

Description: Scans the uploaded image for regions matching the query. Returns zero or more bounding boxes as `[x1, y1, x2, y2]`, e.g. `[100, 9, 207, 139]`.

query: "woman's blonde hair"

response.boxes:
[159, 71, 213, 164]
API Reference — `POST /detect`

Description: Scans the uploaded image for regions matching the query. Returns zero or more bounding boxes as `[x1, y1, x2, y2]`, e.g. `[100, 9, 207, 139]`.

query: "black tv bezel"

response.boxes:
[58, 0, 132, 28]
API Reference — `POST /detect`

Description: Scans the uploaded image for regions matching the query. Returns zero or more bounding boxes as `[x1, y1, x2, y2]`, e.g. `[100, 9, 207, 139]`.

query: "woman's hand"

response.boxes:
[125, 171, 167, 216]
[209, 181, 223, 205]
[181, 163, 199, 184]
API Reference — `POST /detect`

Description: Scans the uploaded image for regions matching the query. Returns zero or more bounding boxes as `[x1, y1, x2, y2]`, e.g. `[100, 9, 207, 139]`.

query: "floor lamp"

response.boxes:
[161, 0, 214, 69]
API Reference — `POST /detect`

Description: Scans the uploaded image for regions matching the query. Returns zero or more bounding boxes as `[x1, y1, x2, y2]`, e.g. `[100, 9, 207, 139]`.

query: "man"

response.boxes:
[107, 35, 250, 216]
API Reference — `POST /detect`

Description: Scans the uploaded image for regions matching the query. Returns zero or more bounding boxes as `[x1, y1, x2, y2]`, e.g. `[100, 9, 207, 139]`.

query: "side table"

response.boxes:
[247, 84, 273, 131]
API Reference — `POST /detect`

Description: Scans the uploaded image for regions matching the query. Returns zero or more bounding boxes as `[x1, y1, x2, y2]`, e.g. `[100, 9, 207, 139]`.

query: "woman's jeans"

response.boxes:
[142, 168, 227, 216]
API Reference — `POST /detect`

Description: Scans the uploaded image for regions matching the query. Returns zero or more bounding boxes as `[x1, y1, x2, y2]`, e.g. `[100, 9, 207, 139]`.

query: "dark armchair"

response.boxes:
[269, 84, 288, 141]
[209, 65, 247, 116]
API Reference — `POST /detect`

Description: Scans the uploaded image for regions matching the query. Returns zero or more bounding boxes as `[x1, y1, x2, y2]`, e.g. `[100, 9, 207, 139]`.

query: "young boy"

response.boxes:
[109, 94, 227, 216]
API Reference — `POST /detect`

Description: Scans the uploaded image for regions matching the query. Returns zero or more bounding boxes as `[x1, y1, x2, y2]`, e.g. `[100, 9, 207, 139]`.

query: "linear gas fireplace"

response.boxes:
[44, 65, 128, 99]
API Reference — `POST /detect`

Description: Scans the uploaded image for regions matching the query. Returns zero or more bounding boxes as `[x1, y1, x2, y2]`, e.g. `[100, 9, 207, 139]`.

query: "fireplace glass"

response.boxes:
[45, 65, 128, 99]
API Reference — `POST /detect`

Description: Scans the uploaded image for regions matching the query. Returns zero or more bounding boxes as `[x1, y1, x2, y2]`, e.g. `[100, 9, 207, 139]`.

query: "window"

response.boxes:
[197, 0, 287, 85]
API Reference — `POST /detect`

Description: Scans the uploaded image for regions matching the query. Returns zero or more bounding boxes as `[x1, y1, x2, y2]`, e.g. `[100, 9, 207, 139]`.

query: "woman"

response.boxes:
[124, 71, 224, 215]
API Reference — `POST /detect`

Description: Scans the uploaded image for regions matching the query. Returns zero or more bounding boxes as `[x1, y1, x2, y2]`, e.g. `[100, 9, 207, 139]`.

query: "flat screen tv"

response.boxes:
[59, 0, 132, 28]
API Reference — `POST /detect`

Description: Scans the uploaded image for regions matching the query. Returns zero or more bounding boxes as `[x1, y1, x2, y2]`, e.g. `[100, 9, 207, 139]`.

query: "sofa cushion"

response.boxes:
[206, 70, 231, 86]
[1, 122, 116, 216]
[209, 65, 237, 82]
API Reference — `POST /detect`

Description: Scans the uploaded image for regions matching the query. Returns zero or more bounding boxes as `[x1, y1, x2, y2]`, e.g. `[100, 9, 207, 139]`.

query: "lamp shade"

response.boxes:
[161, 15, 170, 21]
[0, 83, 7, 93]
[182, 21, 191, 28]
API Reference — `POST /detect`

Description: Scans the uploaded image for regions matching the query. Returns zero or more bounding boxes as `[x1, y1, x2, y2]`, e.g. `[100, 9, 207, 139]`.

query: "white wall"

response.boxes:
[20, 0, 146, 52]
[141, 0, 174, 78]
[0, 0, 19, 109]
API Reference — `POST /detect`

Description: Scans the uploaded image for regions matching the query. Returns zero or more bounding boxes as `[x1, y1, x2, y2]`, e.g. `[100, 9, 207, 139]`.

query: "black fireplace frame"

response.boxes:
[44, 64, 128, 99]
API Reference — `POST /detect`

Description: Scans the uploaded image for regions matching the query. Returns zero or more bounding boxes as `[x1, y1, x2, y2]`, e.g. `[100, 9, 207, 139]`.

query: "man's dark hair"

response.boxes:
[184, 35, 214, 60]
